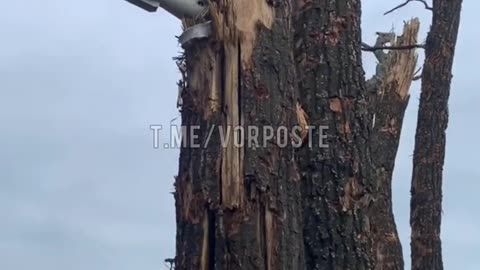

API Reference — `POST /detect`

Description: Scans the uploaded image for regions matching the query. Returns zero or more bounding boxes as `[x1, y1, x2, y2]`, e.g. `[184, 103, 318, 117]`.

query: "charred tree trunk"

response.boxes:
[293, 1, 376, 268]
[410, 1, 463, 270]
[175, 1, 304, 269]
[367, 20, 420, 270]
[171, 0, 463, 268]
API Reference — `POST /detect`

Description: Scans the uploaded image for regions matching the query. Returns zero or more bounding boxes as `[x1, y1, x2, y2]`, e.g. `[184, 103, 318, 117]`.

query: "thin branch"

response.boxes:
[413, 67, 422, 76]
[164, 258, 175, 270]
[361, 43, 425, 52]
[412, 67, 423, 80]
[384, 0, 433, 16]
[412, 75, 422, 81]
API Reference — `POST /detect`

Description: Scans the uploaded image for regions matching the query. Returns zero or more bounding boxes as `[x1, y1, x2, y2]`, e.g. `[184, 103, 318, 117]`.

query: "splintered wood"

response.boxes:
[221, 44, 243, 208]
[208, 0, 275, 208]
[384, 18, 421, 99]
[209, 0, 274, 68]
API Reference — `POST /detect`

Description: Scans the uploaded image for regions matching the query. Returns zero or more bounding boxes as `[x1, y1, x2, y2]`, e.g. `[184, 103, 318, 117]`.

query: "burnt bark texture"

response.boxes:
[175, 1, 304, 270]
[367, 20, 420, 270]
[410, 1, 463, 270]
[293, 0, 376, 269]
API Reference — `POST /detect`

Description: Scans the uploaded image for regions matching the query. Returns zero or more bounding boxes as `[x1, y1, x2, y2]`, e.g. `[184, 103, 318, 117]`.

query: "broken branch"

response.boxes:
[164, 258, 175, 270]
[361, 43, 425, 52]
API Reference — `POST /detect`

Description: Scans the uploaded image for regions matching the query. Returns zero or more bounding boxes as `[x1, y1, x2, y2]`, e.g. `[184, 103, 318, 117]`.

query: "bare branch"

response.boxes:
[384, 0, 433, 16]
[413, 67, 422, 76]
[164, 258, 175, 270]
[361, 43, 425, 52]
[412, 66, 423, 80]
[412, 75, 422, 81]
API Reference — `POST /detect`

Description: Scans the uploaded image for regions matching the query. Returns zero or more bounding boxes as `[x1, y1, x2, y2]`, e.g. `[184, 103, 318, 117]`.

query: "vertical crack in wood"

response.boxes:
[200, 208, 217, 270]
[200, 209, 210, 270]
[221, 42, 243, 209]
[264, 205, 274, 270]
[211, 0, 274, 210]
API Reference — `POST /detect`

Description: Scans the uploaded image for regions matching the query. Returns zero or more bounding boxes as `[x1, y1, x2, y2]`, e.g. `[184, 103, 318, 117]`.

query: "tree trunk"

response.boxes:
[410, 1, 463, 270]
[175, 1, 304, 269]
[368, 19, 420, 270]
[293, 1, 376, 268]
[172, 0, 463, 269]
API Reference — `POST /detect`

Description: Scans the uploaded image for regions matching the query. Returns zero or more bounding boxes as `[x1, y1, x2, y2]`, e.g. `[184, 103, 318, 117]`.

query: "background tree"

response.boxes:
[410, 0, 463, 269]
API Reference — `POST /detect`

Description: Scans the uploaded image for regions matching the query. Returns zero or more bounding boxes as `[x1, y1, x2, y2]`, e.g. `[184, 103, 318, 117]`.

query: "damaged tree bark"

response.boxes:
[367, 19, 420, 270]
[293, 1, 422, 269]
[293, 0, 376, 268]
[175, 1, 303, 269]
[171, 0, 463, 269]
[410, 1, 463, 270]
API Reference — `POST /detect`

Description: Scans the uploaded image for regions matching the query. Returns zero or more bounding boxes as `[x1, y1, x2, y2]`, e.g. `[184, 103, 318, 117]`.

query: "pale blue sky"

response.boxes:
[0, 1, 478, 269]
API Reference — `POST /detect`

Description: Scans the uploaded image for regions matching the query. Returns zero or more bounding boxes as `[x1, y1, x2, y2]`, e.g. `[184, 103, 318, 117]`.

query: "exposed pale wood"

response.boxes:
[221, 43, 243, 208]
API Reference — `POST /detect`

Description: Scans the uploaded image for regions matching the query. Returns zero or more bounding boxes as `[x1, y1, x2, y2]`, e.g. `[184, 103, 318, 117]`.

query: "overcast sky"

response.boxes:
[0, 1, 478, 270]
